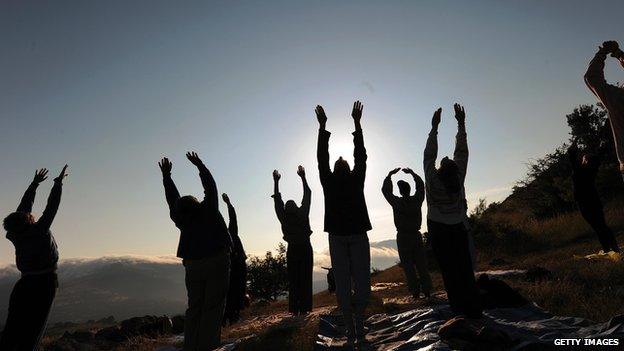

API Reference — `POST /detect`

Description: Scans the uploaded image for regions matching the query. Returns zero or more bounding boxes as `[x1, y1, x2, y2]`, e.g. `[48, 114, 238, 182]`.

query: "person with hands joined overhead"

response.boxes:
[316, 101, 372, 347]
[159, 152, 231, 351]
[272, 166, 313, 316]
[221, 193, 248, 325]
[585, 40, 624, 180]
[382, 166, 432, 300]
[1, 165, 68, 350]
[424, 104, 482, 319]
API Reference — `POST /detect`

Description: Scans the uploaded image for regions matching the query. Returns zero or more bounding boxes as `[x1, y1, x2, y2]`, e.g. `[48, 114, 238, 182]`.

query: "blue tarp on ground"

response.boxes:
[315, 302, 624, 350]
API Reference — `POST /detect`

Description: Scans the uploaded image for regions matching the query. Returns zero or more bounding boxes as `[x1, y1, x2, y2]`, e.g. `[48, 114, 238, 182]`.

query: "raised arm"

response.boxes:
[316, 105, 332, 183]
[352, 101, 367, 179]
[37, 165, 67, 230]
[453, 103, 469, 179]
[222, 193, 238, 237]
[17, 168, 48, 213]
[382, 168, 400, 205]
[404, 168, 425, 203]
[272, 170, 286, 222]
[424, 108, 441, 180]
[186, 152, 218, 209]
[159, 157, 180, 220]
[297, 165, 311, 215]
[584, 42, 618, 101]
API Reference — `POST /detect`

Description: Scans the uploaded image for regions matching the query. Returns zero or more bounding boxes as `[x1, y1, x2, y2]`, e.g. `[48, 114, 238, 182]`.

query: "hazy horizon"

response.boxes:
[2, 0, 624, 265]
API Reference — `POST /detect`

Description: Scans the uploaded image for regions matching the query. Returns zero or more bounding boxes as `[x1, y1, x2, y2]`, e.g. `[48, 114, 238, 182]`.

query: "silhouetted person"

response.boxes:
[159, 153, 232, 351]
[316, 101, 371, 346]
[0, 165, 68, 350]
[221, 193, 248, 325]
[424, 104, 482, 318]
[272, 166, 313, 315]
[322, 267, 336, 293]
[585, 40, 624, 179]
[382, 167, 432, 299]
[568, 143, 620, 252]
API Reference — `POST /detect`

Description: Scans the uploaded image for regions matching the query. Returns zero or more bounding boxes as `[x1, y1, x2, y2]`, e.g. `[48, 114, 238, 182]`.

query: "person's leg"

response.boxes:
[19, 273, 58, 349]
[286, 245, 299, 314]
[183, 259, 207, 351]
[0, 277, 27, 350]
[580, 203, 614, 252]
[301, 243, 314, 313]
[350, 234, 371, 342]
[413, 233, 432, 296]
[451, 224, 482, 318]
[198, 251, 230, 350]
[587, 204, 620, 253]
[329, 235, 355, 339]
[397, 232, 420, 297]
[429, 220, 462, 313]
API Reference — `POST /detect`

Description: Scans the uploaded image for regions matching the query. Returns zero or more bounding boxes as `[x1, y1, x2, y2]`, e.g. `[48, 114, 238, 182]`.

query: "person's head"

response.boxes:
[397, 180, 411, 197]
[437, 157, 461, 194]
[333, 157, 351, 177]
[175, 195, 201, 223]
[284, 200, 299, 214]
[581, 153, 590, 166]
[3, 212, 35, 234]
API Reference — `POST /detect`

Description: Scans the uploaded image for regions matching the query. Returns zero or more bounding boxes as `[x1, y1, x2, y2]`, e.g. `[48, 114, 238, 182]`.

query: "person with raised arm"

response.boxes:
[221, 193, 248, 325]
[316, 101, 372, 346]
[584, 40, 624, 179]
[423, 104, 482, 318]
[1, 165, 68, 350]
[159, 152, 232, 351]
[272, 166, 313, 316]
[382, 167, 432, 300]
[568, 142, 620, 253]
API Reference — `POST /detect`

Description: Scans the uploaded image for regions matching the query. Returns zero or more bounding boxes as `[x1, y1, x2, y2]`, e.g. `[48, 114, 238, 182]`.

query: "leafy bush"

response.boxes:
[247, 243, 288, 301]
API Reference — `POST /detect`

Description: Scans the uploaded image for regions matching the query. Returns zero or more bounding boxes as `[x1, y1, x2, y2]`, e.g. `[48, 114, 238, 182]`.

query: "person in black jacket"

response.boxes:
[159, 152, 231, 351]
[221, 193, 248, 325]
[1, 165, 68, 350]
[316, 101, 371, 346]
[272, 166, 313, 316]
[568, 142, 620, 253]
[382, 167, 432, 299]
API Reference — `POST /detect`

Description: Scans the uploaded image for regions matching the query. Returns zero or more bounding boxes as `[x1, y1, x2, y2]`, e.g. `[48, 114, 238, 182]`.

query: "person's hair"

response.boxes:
[437, 157, 461, 194]
[3, 212, 34, 233]
[397, 180, 411, 196]
[284, 200, 298, 214]
[333, 157, 351, 176]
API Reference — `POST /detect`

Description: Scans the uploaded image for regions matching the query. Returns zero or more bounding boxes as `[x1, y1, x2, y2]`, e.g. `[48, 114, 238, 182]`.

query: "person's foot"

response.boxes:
[423, 291, 431, 299]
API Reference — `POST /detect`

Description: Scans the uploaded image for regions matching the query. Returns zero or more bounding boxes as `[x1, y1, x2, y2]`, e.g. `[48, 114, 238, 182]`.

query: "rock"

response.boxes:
[120, 315, 173, 337]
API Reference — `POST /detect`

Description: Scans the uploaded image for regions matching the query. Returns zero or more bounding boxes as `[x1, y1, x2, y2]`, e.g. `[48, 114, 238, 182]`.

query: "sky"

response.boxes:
[1, 0, 624, 266]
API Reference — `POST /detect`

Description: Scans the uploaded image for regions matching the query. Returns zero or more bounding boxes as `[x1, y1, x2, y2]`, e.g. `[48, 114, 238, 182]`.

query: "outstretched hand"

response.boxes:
[432, 108, 442, 128]
[402, 167, 415, 175]
[273, 170, 281, 182]
[222, 193, 230, 204]
[33, 168, 49, 184]
[186, 152, 204, 167]
[297, 165, 306, 178]
[454, 103, 466, 124]
[315, 105, 327, 128]
[159, 157, 173, 175]
[388, 167, 401, 177]
[54, 165, 69, 182]
[351, 101, 363, 122]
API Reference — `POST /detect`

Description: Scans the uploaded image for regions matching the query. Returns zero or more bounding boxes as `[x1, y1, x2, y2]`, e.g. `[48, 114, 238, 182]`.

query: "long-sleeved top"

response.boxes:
[272, 182, 312, 245]
[225, 202, 246, 260]
[568, 146, 602, 203]
[317, 129, 372, 235]
[162, 166, 231, 260]
[382, 173, 425, 233]
[585, 50, 624, 172]
[6, 181, 61, 274]
[423, 125, 469, 225]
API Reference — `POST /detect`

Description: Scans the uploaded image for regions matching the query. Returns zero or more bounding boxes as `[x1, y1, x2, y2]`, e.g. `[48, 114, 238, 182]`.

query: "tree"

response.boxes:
[247, 243, 288, 301]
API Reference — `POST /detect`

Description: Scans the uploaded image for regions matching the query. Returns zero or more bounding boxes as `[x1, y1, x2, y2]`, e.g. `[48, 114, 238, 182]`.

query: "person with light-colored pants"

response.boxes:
[183, 249, 230, 351]
[329, 234, 371, 337]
